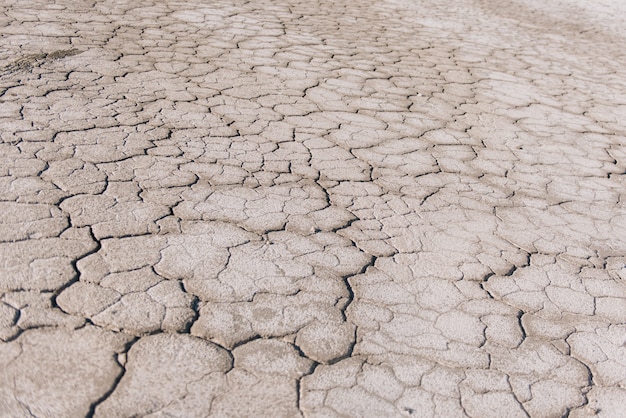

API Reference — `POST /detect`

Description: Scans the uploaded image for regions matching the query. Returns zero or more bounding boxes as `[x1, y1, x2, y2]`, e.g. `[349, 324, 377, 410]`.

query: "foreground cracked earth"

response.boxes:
[1, 0, 625, 416]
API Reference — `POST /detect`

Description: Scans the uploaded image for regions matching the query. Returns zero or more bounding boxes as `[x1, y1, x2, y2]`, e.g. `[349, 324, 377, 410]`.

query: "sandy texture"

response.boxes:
[1, 0, 625, 416]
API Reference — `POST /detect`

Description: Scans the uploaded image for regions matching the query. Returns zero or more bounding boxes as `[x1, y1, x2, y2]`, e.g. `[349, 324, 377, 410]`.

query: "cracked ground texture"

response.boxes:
[0, 0, 625, 416]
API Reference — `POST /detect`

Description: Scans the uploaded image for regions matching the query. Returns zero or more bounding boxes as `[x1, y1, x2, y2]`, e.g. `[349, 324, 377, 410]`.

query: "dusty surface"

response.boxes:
[1, 0, 625, 416]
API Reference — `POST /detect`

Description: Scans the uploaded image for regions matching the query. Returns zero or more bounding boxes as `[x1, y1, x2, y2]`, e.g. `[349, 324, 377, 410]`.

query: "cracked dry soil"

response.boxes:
[1, 0, 626, 416]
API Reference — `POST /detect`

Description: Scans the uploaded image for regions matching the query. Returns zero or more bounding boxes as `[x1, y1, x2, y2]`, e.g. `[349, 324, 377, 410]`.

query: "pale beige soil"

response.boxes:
[0, 0, 625, 416]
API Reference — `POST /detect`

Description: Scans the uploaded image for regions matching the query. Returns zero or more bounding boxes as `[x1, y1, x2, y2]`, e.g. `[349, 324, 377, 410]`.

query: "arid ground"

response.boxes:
[1, 0, 625, 416]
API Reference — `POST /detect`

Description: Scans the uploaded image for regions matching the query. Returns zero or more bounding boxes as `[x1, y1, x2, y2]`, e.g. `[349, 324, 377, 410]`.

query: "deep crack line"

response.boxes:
[86, 337, 138, 418]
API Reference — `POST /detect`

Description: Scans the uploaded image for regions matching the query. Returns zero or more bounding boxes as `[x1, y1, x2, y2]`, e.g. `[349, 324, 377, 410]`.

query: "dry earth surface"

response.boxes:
[1, 0, 625, 416]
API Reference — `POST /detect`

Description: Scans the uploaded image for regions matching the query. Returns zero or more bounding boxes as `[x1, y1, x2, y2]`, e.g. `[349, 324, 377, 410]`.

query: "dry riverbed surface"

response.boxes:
[1, 0, 625, 416]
